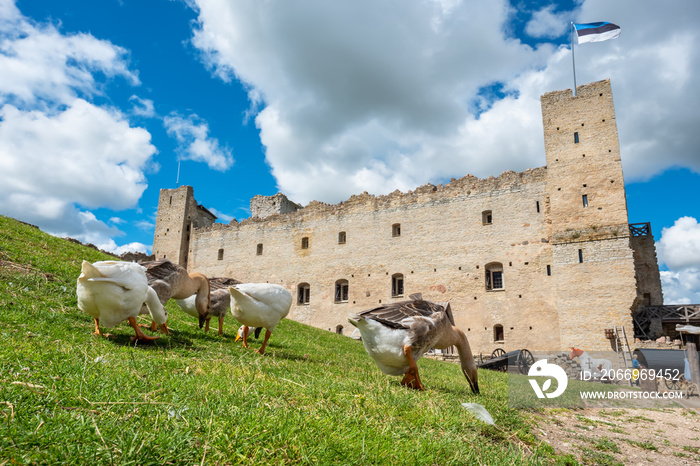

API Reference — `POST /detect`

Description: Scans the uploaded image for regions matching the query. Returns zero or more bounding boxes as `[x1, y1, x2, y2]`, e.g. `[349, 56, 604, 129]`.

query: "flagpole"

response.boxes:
[571, 22, 578, 97]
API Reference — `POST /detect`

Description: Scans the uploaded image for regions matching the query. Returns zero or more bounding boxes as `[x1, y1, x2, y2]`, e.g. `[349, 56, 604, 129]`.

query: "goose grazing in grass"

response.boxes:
[228, 283, 292, 355]
[175, 277, 240, 335]
[348, 294, 479, 393]
[76, 260, 168, 341]
[140, 259, 210, 328]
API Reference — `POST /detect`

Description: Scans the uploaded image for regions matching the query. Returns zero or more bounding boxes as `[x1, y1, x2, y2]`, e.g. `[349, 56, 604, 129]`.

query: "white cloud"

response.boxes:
[0, 100, 155, 211]
[657, 217, 700, 304]
[525, 5, 569, 39]
[189, 0, 700, 205]
[0, 5, 138, 108]
[164, 112, 234, 171]
[129, 95, 155, 118]
[660, 270, 700, 305]
[657, 217, 700, 270]
[207, 207, 234, 223]
[0, 1, 157, 252]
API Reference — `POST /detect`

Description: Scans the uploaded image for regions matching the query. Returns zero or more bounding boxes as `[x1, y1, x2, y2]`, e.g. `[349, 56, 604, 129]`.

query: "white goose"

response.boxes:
[348, 294, 479, 393]
[228, 283, 292, 355]
[76, 261, 168, 341]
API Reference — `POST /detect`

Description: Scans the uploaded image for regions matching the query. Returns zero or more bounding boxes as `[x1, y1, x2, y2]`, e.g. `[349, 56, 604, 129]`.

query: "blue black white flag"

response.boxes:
[573, 22, 621, 44]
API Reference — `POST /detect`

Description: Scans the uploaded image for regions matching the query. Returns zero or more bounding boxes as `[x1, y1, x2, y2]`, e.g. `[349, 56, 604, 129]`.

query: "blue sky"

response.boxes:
[1, 0, 699, 303]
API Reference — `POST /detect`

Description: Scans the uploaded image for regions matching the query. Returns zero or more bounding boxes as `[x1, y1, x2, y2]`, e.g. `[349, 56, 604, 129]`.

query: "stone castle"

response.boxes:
[152, 79, 663, 353]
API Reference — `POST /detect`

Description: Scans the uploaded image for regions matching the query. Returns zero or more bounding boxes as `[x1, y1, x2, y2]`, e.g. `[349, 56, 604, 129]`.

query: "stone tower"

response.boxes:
[542, 79, 647, 348]
[152, 186, 216, 268]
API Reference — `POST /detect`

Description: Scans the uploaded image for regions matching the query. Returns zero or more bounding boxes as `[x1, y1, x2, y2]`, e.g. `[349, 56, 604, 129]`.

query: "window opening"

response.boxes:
[301, 237, 309, 249]
[582, 195, 588, 207]
[546, 265, 552, 276]
[338, 231, 346, 244]
[217, 248, 224, 260]
[256, 243, 263, 255]
[485, 262, 504, 290]
[298, 283, 310, 304]
[578, 249, 583, 263]
[482, 210, 493, 225]
[392, 223, 401, 237]
[574, 132, 579, 143]
[335, 279, 349, 303]
[536, 201, 540, 213]
[391, 274, 404, 297]
[494, 324, 504, 342]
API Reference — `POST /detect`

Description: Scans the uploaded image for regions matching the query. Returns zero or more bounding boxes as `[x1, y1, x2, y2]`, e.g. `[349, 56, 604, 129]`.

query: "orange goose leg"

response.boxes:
[401, 345, 425, 391]
[128, 317, 161, 341]
[257, 330, 272, 355]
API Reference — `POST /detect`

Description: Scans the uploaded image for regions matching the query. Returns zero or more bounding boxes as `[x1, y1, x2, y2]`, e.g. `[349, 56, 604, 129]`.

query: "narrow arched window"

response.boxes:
[297, 283, 310, 304]
[482, 210, 493, 225]
[217, 248, 224, 260]
[335, 279, 349, 303]
[256, 243, 263, 255]
[391, 273, 404, 297]
[392, 223, 401, 237]
[494, 324, 504, 342]
[338, 231, 346, 244]
[485, 262, 504, 290]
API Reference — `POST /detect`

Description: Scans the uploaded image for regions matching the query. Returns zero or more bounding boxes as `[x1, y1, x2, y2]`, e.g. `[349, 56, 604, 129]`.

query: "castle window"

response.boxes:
[546, 265, 552, 276]
[218, 248, 224, 260]
[582, 194, 588, 207]
[485, 262, 504, 290]
[578, 249, 583, 263]
[536, 201, 540, 213]
[257, 243, 263, 255]
[494, 324, 504, 342]
[336, 325, 344, 335]
[482, 210, 492, 225]
[338, 231, 346, 244]
[392, 223, 401, 237]
[391, 274, 404, 297]
[335, 279, 349, 303]
[574, 132, 580, 143]
[298, 283, 310, 304]
[301, 237, 309, 249]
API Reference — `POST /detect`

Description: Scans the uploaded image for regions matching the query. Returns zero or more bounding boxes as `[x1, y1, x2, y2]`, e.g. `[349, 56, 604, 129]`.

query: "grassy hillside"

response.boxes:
[0, 215, 568, 464]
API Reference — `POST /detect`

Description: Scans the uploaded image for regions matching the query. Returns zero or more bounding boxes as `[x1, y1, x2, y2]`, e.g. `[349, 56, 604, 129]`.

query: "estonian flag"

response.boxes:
[573, 22, 621, 44]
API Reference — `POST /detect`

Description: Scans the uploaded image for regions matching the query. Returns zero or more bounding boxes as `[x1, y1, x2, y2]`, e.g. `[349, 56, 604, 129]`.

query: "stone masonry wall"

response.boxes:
[189, 168, 563, 354]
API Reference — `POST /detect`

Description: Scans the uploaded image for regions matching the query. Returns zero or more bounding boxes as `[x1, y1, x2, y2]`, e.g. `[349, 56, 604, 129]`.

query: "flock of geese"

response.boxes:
[76, 259, 479, 393]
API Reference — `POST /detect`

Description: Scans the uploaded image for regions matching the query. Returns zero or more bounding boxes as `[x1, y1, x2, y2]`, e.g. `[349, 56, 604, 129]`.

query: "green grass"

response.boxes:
[0, 215, 569, 464]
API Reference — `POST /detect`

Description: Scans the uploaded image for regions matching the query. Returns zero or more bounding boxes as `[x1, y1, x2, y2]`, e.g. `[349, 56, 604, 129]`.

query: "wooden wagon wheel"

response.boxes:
[664, 375, 684, 391]
[491, 348, 507, 372]
[518, 349, 535, 375]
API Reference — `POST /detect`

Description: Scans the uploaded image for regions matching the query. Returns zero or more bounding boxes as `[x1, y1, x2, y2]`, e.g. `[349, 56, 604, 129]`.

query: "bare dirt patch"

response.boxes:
[534, 405, 700, 465]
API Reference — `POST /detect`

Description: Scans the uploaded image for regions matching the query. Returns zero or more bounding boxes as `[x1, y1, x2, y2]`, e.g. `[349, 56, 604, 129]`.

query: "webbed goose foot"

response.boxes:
[401, 345, 425, 390]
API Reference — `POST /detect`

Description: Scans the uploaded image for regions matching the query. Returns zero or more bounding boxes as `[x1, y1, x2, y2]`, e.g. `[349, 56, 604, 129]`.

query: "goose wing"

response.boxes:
[356, 299, 444, 330]
[208, 277, 241, 291]
[139, 259, 181, 286]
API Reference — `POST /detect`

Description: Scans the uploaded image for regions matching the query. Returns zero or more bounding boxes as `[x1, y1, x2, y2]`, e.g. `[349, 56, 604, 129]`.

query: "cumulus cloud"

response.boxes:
[0, 5, 138, 109]
[164, 112, 234, 171]
[189, 0, 700, 205]
[0, 1, 156, 253]
[656, 217, 700, 303]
